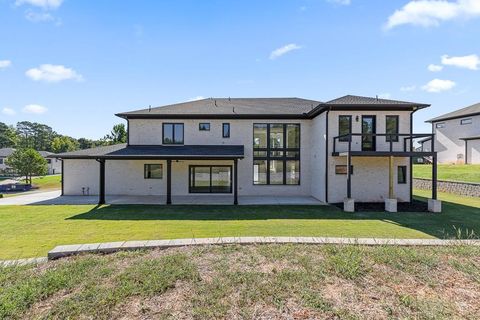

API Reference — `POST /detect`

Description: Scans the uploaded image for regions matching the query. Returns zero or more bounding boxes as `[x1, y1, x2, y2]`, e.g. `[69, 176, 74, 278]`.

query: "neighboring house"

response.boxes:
[0, 148, 62, 175]
[427, 102, 480, 164]
[53, 95, 439, 211]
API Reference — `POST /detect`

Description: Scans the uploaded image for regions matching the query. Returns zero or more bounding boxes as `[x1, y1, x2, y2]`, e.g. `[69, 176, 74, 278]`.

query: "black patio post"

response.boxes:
[98, 159, 105, 205]
[234, 159, 238, 205]
[432, 154, 437, 200]
[166, 159, 172, 204]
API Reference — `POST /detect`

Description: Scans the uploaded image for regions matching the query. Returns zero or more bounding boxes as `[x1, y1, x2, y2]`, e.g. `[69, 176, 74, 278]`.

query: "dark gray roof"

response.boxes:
[54, 144, 244, 159]
[38, 151, 53, 157]
[0, 148, 15, 157]
[325, 95, 429, 107]
[427, 102, 480, 122]
[116, 98, 322, 118]
[460, 136, 480, 141]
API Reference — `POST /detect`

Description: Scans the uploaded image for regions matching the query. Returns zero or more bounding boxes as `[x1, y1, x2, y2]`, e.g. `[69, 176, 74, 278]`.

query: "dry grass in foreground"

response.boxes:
[1, 244, 480, 319]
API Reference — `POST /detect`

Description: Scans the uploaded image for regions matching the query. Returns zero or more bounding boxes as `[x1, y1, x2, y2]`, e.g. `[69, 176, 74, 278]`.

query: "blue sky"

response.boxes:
[1, 0, 479, 139]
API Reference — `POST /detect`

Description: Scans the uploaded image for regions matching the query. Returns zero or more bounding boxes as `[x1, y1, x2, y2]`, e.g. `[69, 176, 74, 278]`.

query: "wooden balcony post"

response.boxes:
[389, 156, 394, 199]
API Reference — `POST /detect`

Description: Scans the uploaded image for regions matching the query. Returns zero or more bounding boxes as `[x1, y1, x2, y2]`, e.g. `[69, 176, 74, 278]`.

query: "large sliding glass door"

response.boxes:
[189, 165, 232, 193]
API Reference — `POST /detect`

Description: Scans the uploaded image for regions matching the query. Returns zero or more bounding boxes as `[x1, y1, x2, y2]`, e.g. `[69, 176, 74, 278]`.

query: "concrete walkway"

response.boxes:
[47, 237, 480, 260]
[0, 191, 324, 205]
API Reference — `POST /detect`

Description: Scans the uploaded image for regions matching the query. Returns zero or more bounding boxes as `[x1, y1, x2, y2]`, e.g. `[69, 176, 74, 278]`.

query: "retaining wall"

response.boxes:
[414, 178, 480, 198]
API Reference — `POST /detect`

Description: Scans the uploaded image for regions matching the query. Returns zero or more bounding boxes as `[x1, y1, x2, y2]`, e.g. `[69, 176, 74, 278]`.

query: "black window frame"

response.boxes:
[335, 165, 354, 175]
[189, 165, 232, 193]
[199, 123, 210, 131]
[144, 164, 163, 179]
[435, 122, 445, 128]
[385, 115, 399, 142]
[162, 123, 184, 145]
[460, 118, 472, 125]
[253, 123, 301, 185]
[398, 165, 407, 184]
[338, 115, 352, 142]
[222, 123, 230, 138]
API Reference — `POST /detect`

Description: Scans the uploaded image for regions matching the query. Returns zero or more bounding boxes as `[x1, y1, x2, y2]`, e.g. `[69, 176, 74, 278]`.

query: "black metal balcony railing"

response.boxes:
[332, 133, 434, 154]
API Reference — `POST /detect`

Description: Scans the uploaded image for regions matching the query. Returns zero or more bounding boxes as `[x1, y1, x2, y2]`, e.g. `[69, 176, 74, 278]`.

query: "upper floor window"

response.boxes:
[199, 123, 210, 131]
[163, 123, 184, 144]
[46, 159, 52, 164]
[338, 115, 351, 142]
[253, 123, 300, 185]
[386, 115, 399, 142]
[460, 118, 472, 125]
[222, 123, 230, 138]
[436, 122, 445, 128]
[0, 158, 3, 165]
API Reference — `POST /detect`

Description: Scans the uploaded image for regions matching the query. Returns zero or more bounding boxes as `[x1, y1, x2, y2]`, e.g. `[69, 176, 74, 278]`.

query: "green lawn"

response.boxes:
[30, 174, 61, 190]
[0, 191, 479, 260]
[413, 164, 480, 183]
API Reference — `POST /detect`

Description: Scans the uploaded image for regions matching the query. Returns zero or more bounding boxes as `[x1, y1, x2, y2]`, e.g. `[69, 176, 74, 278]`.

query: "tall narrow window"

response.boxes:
[386, 115, 399, 142]
[162, 123, 184, 144]
[398, 166, 407, 184]
[253, 123, 300, 185]
[338, 116, 351, 142]
[222, 123, 230, 138]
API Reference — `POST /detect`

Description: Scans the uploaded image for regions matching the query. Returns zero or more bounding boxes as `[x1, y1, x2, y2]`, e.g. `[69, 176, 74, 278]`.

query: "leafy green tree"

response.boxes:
[0, 122, 18, 148]
[5, 148, 47, 184]
[51, 136, 80, 153]
[16, 121, 56, 151]
[104, 123, 127, 145]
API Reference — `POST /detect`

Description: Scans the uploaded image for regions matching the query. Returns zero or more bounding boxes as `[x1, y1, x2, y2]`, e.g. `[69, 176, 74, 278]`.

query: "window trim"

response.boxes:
[199, 123, 210, 131]
[162, 123, 184, 145]
[398, 165, 407, 184]
[144, 164, 163, 179]
[435, 122, 445, 128]
[385, 115, 399, 142]
[222, 123, 230, 138]
[188, 165, 232, 193]
[338, 115, 352, 142]
[253, 123, 301, 185]
[460, 118, 472, 125]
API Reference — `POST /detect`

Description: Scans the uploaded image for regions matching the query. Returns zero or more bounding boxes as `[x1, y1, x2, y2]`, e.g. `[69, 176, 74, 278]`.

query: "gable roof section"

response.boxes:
[427, 102, 480, 123]
[53, 144, 244, 159]
[116, 98, 322, 119]
[324, 95, 429, 107]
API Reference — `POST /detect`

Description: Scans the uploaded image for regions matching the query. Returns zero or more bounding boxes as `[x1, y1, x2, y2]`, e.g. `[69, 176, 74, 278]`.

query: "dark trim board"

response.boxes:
[427, 111, 480, 123]
[59, 155, 244, 160]
[332, 151, 436, 157]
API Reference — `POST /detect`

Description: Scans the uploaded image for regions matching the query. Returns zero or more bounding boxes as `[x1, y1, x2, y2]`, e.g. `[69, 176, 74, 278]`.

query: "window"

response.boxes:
[199, 123, 210, 131]
[338, 116, 352, 142]
[398, 166, 407, 184]
[46, 159, 52, 164]
[222, 123, 230, 138]
[144, 164, 163, 179]
[189, 165, 232, 193]
[253, 123, 300, 185]
[386, 115, 399, 142]
[0, 158, 3, 165]
[335, 165, 353, 175]
[162, 123, 184, 144]
[435, 123, 445, 128]
[460, 118, 472, 125]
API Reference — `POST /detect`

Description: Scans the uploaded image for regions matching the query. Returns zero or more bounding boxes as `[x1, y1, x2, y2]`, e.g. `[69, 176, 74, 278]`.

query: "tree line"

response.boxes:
[0, 121, 127, 153]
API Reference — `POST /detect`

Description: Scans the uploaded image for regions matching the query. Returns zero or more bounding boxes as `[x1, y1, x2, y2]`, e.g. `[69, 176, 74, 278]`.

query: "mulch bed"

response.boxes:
[333, 199, 429, 212]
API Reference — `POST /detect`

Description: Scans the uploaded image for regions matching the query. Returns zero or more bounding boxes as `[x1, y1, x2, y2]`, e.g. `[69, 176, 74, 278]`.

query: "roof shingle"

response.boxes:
[427, 102, 480, 122]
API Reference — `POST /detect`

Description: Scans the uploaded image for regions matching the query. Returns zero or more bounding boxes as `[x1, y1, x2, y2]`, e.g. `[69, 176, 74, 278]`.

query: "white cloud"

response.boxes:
[269, 43, 302, 60]
[22, 104, 48, 114]
[428, 64, 443, 72]
[327, 0, 351, 5]
[385, 0, 480, 29]
[26, 64, 83, 82]
[400, 85, 416, 92]
[15, 0, 63, 9]
[0, 60, 12, 69]
[25, 10, 54, 22]
[422, 79, 456, 92]
[378, 93, 391, 99]
[441, 54, 480, 70]
[187, 96, 205, 101]
[2, 107, 16, 116]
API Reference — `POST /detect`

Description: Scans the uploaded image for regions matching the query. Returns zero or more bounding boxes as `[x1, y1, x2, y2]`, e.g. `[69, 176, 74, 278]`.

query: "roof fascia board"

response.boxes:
[427, 111, 480, 123]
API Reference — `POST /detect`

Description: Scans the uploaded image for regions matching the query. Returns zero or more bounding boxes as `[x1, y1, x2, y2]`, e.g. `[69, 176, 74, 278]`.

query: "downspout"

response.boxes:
[325, 109, 330, 203]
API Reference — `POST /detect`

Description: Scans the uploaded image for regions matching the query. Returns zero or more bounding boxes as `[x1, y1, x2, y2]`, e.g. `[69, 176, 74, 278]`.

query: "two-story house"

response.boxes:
[0, 148, 62, 175]
[426, 102, 480, 164]
[53, 95, 440, 212]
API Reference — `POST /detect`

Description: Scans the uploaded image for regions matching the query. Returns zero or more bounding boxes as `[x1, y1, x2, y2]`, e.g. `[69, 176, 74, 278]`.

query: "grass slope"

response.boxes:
[1, 244, 479, 319]
[0, 191, 479, 260]
[413, 164, 480, 183]
[30, 175, 61, 190]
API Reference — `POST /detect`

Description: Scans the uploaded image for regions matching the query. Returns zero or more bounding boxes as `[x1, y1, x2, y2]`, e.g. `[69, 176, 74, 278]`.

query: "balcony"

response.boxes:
[332, 133, 435, 157]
